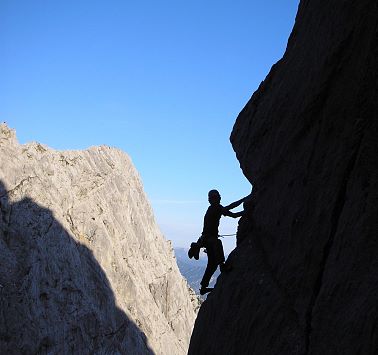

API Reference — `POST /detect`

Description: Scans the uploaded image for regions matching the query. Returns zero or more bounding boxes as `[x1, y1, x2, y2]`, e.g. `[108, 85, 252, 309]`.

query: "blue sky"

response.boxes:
[0, 0, 299, 253]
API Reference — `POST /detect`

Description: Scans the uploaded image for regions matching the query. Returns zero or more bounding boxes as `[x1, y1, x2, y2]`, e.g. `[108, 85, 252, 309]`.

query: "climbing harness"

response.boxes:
[189, 233, 237, 256]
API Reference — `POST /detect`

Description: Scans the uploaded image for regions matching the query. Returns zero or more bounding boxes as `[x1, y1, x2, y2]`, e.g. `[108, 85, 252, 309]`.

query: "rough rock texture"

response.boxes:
[0, 124, 198, 354]
[189, 1, 378, 354]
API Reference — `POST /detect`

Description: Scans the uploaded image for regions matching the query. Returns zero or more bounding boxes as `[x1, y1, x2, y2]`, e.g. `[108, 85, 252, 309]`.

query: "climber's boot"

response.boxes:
[199, 287, 213, 295]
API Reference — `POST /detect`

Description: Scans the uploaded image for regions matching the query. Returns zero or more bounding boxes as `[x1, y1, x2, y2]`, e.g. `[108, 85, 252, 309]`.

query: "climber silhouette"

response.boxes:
[188, 190, 248, 295]
[0, 180, 153, 354]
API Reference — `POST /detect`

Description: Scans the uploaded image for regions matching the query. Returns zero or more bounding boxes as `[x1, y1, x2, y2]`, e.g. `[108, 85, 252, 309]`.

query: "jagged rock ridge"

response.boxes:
[0, 124, 198, 354]
[189, 1, 378, 354]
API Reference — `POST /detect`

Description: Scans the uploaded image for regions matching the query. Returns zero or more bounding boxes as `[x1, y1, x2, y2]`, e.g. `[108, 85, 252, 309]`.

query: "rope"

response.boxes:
[218, 233, 237, 238]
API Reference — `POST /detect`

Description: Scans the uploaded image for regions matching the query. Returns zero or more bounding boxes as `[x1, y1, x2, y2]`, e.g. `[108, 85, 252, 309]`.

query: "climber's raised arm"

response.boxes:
[222, 209, 244, 218]
[224, 194, 250, 210]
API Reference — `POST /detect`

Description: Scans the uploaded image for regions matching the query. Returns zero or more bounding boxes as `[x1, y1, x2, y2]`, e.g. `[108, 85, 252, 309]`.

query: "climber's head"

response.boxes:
[208, 189, 221, 205]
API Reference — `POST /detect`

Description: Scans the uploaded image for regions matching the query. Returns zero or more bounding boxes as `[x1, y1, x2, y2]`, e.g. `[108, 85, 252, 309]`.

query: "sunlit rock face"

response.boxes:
[189, 0, 378, 354]
[0, 124, 198, 355]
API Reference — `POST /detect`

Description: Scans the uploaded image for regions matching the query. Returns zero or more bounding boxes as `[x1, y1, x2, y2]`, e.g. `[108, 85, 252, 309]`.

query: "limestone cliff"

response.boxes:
[189, 0, 378, 354]
[0, 124, 198, 354]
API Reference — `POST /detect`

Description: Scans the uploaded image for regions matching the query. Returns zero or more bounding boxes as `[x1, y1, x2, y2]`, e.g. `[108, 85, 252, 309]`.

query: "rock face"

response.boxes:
[0, 124, 198, 354]
[189, 1, 378, 354]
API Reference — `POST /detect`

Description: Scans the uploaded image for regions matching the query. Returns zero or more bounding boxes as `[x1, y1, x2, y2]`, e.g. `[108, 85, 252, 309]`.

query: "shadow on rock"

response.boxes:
[0, 180, 154, 354]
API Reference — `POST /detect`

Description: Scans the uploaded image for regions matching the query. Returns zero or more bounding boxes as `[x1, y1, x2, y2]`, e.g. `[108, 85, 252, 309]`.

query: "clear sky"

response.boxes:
[0, 0, 299, 253]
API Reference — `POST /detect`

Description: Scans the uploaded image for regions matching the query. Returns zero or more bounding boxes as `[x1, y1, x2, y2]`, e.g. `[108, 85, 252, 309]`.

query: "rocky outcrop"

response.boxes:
[189, 1, 378, 354]
[0, 124, 198, 354]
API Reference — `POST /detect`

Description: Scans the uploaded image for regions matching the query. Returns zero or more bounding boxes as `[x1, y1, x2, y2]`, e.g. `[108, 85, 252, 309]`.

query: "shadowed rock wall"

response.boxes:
[189, 0, 378, 354]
